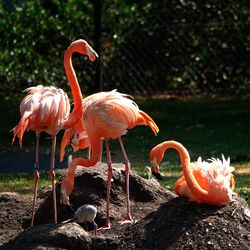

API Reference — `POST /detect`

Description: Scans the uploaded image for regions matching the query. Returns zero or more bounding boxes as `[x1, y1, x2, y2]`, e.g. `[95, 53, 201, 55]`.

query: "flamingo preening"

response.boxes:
[60, 90, 159, 229]
[150, 140, 235, 206]
[60, 118, 91, 162]
[12, 39, 98, 226]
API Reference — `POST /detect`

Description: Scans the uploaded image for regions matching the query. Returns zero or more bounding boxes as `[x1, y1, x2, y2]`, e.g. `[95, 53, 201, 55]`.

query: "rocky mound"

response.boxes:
[0, 163, 249, 249]
[0, 192, 31, 245]
[32, 163, 175, 227]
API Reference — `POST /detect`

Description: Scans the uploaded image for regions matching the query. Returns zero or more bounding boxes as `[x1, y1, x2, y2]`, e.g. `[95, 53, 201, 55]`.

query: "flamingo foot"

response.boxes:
[97, 224, 111, 231]
[97, 215, 111, 231]
[118, 215, 134, 225]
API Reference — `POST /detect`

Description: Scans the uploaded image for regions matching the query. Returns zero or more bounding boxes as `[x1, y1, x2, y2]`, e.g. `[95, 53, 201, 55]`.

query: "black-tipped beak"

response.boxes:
[93, 55, 99, 68]
[152, 170, 165, 180]
[68, 203, 75, 212]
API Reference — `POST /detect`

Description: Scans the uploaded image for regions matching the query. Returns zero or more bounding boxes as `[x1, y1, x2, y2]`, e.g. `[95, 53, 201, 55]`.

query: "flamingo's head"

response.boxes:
[60, 176, 72, 206]
[68, 39, 99, 62]
[71, 130, 89, 152]
[85, 43, 99, 62]
[150, 144, 165, 173]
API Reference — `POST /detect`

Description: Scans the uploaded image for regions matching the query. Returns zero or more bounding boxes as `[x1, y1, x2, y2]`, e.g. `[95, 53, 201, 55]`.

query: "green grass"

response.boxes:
[0, 97, 249, 206]
[0, 172, 52, 197]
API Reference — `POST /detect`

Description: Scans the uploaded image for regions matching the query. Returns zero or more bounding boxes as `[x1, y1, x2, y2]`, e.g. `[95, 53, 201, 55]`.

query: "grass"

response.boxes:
[0, 172, 52, 197]
[0, 96, 249, 206]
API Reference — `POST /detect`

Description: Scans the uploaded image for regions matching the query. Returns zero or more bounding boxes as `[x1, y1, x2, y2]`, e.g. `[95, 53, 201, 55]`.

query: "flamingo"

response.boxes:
[150, 140, 235, 206]
[60, 90, 159, 229]
[12, 39, 98, 226]
[60, 118, 90, 162]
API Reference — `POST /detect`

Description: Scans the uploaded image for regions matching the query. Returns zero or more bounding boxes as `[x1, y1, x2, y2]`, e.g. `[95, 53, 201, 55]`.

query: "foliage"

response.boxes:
[0, 0, 249, 100]
[101, 0, 250, 95]
[0, 0, 95, 99]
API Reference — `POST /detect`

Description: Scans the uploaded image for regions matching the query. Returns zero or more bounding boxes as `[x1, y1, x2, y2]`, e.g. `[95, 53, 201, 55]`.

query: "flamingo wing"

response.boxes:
[83, 90, 159, 140]
[12, 85, 70, 146]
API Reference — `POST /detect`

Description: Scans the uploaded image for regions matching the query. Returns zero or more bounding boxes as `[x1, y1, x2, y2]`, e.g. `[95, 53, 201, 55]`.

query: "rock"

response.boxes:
[1, 222, 92, 250]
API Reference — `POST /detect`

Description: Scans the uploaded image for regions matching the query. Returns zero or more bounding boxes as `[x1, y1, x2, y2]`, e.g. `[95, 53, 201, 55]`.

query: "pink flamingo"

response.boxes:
[150, 140, 235, 206]
[60, 118, 90, 162]
[60, 90, 159, 229]
[12, 39, 98, 226]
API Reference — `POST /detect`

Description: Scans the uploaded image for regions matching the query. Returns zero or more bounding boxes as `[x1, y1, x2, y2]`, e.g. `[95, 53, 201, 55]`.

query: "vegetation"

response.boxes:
[0, 0, 249, 97]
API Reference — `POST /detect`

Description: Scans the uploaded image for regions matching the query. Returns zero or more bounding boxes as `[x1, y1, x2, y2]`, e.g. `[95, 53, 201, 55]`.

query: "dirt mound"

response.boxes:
[0, 192, 31, 245]
[0, 163, 249, 249]
[120, 195, 250, 249]
[32, 163, 175, 227]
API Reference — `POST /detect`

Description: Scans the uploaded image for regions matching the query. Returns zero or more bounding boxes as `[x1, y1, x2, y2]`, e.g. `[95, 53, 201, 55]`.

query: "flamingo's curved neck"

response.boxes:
[63, 47, 83, 129]
[160, 141, 208, 199]
[66, 139, 102, 186]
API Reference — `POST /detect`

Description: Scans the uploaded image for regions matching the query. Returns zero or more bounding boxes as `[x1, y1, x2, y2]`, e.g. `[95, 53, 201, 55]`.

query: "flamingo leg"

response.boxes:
[31, 132, 40, 227]
[87, 146, 91, 159]
[50, 135, 57, 224]
[118, 137, 133, 224]
[99, 139, 103, 162]
[98, 139, 112, 230]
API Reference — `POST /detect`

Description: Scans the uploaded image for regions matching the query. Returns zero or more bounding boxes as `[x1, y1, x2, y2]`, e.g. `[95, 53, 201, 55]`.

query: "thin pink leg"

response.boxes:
[99, 139, 103, 162]
[50, 135, 57, 224]
[98, 139, 112, 230]
[87, 146, 91, 159]
[118, 137, 133, 224]
[31, 132, 40, 227]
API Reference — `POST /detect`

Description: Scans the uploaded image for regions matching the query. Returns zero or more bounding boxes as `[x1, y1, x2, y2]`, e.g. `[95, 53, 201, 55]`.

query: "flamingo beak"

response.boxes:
[86, 44, 99, 62]
[151, 159, 160, 174]
[60, 194, 70, 206]
[60, 187, 70, 206]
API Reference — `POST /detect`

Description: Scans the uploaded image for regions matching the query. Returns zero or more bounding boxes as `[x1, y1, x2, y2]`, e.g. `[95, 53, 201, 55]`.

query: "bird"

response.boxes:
[12, 39, 98, 227]
[63, 204, 98, 236]
[60, 118, 90, 162]
[150, 140, 235, 206]
[60, 90, 159, 229]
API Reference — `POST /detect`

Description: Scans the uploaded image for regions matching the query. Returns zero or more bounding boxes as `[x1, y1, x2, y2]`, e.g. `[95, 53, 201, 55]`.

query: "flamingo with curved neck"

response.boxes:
[63, 39, 98, 129]
[150, 140, 235, 206]
[61, 90, 159, 229]
[12, 39, 98, 226]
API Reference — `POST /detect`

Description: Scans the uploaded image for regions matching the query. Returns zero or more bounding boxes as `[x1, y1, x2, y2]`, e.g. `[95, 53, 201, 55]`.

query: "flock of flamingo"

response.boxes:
[12, 39, 235, 232]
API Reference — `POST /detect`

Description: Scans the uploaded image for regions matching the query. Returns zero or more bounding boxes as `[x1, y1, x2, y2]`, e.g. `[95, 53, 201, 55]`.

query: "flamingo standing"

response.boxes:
[150, 140, 235, 206]
[60, 90, 159, 229]
[12, 39, 98, 226]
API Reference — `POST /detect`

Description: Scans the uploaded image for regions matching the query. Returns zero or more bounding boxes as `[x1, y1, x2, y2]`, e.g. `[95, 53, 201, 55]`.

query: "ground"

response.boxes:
[0, 164, 249, 249]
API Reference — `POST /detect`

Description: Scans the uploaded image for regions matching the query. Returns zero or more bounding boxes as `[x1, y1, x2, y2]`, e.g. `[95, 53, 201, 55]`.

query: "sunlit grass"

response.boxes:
[0, 172, 57, 197]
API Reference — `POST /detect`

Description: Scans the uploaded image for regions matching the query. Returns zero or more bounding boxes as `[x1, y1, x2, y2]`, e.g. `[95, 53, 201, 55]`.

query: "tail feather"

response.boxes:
[12, 112, 32, 147]
[139, 110, 159, 136]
